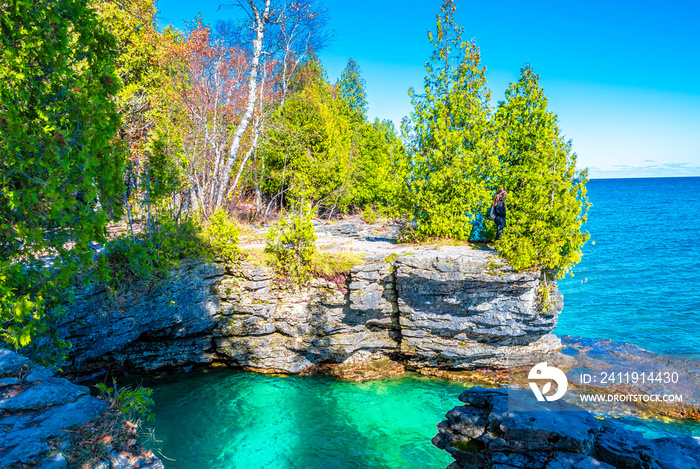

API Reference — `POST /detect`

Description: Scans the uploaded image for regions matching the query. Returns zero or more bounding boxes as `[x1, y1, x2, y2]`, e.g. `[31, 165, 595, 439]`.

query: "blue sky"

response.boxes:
[158, 0, 700, 178]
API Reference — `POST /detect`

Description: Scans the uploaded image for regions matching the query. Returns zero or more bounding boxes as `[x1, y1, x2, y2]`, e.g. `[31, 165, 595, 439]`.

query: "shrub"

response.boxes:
[104, 216, 205, 290]
[95, 380, 154, 425]
[265, 209, 317, 284]
[361, 205, 378, 224]
[311, 251, 365, 279]
[202, 209, 242, 264]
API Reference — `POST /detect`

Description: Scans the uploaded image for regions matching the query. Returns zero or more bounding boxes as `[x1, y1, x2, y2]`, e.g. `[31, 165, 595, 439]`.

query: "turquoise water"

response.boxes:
[144, 177, 700, 467]
[145, 370, 471, 468]
[557, 177, 700, 354]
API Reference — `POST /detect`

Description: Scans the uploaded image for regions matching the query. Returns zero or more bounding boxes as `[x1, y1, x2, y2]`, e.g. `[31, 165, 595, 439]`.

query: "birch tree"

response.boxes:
[215, 0, 272, 210]
[225, 0, 330, 213]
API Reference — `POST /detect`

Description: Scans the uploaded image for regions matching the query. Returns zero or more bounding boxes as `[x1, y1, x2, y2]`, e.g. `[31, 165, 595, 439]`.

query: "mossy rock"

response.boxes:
[452, 438, 484, 454]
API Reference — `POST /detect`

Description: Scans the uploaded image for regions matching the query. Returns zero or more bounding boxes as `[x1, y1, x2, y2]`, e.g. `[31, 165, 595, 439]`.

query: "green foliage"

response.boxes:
[350, 119, 407, 213]
[397, 2, 588, 279]
[104, 217, 205, 290]
[492, 65, 590, 278]
[336, 58, 368, 120]
[382, 253, 399, 264]
[401, 0, 496, 240]
[259, 56, 406, 218]
[311, 251, 365, 279]
[538, 283, 552, 312]
[202, 209, 242, 264]
[96, 380, 154, 425]
[95, 0, 169, 166]
[265, 208, 317, 284]
[361, 206, 379, 224]
[261, 56, 354, 215]
[0, 0, 125, 351]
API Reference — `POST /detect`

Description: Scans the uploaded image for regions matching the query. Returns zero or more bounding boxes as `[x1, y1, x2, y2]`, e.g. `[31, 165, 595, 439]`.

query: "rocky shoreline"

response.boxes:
[0, 349, 163, 469]
[6, 222, 697, 467]
[433, 387, 700, 469]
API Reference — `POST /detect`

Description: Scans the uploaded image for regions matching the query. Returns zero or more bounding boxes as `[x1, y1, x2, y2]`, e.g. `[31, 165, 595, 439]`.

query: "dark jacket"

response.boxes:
[494, 199, 506, 220]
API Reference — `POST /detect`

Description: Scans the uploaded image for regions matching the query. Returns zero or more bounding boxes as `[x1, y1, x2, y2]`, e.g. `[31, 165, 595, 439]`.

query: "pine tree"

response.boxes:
[0, 0, 125, 351]
[493, 64, 590, 279]
[350, 119, 405, 211]
[402, 0, 495, 240]
[336, 58, 368, 121]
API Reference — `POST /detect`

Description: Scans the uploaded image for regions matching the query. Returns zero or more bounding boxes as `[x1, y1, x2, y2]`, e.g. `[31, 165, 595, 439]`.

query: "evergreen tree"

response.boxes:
[0, 0, 125, 351]
[402, 0, 496, 240]
[493, 64, 590, 279]
[336, 58, 368, 120]
[350, 119, 405, 211]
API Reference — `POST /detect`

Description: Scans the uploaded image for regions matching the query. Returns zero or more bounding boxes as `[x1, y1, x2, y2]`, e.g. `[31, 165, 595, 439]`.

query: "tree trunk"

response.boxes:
[214, 0, 271, 209]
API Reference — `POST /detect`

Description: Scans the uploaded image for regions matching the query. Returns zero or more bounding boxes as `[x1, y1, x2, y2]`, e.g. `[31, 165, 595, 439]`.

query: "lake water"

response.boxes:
[143, 177, 700, 468]
[557, 177, 700, 354]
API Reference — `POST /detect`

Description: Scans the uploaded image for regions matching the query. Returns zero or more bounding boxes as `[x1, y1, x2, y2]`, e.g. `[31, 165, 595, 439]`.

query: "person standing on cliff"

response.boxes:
[493, 188, 507, 241]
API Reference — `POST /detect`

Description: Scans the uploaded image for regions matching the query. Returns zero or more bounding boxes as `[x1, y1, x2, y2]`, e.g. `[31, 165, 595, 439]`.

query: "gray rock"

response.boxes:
[108, 450, 165, 469]
[435, 387, 700, 469]
[395, 250, 561, 369]
[0, 395, 107, 466]
[0, 348, 31, 374]
[595, 426, 655, 468]
[0, 378, 88, 411]
[492, 392, 601, 454]
[26, 366, 55, 382]
[58, 242, 564, 376]
[315, 223, 360, 238]
[0, 350, 164, 469]
[648, 437, 700, 469]
[546, 453, 615, 469]
[0, 377, 19, 387]
[0, 438, 51, 466]
[60, 259, 223, 374]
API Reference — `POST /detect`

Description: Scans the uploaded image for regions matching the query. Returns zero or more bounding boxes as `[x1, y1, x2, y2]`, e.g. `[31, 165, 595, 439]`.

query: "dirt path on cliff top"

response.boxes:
[238, 217, 496, 262]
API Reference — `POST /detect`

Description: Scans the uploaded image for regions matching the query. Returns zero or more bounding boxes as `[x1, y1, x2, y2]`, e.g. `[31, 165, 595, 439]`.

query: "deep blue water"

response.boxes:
[557, 177, 700, 354]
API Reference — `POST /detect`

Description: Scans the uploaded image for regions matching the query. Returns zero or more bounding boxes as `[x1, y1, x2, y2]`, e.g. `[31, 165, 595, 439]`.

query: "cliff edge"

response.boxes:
[59, 222, 562, 379]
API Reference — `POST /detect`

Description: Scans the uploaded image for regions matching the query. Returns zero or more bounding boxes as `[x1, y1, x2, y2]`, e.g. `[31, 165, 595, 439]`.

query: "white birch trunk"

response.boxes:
[214, 0, 271, 209]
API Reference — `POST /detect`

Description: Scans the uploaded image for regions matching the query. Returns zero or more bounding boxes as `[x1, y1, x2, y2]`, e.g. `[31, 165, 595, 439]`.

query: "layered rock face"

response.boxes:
[60, 262, 222, 376]
[433, 387, 700, 469]
[395, 252, 561, 369]
[213, 263, 398, 373]
[60, 246, 562, 377]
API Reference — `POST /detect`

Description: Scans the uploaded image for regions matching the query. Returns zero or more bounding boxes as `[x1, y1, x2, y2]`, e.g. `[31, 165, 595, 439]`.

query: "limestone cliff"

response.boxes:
[59, 229, 562, 378]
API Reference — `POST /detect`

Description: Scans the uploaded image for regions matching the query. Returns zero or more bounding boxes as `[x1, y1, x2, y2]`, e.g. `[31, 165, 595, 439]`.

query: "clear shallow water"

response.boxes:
[145, 370, 471, 469]
[144, 177, 700, 467]
[557, 177, 700, 354]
